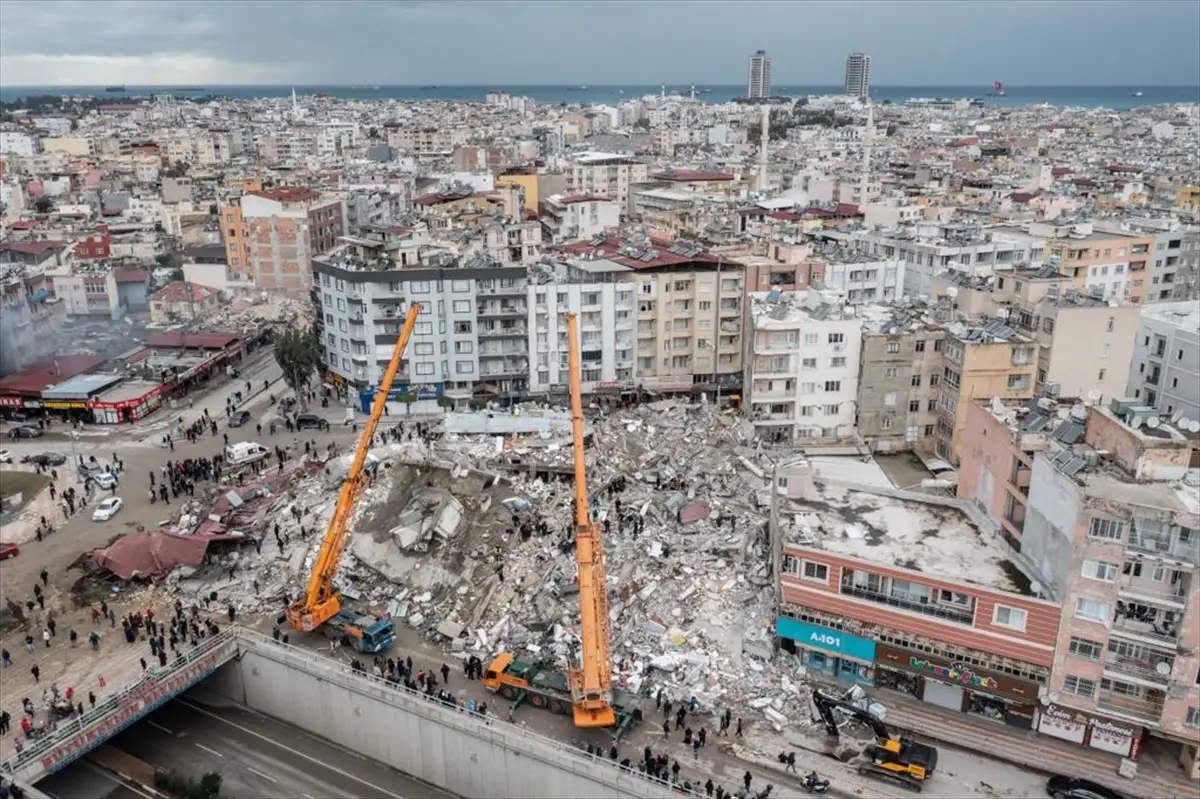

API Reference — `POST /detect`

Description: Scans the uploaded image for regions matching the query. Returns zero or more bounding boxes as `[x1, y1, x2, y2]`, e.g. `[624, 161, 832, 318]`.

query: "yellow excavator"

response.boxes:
[482, 311, 641, 736]
[286, 302, 422, 653]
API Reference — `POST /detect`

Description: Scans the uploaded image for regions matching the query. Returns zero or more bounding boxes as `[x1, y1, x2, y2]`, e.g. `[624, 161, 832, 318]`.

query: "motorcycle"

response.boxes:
[801, 772, 829, 794]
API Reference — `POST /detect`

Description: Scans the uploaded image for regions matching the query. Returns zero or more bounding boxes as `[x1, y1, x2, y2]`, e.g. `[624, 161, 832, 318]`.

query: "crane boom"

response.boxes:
[565, 312, 616, 728]
[287, 302, 422, 633]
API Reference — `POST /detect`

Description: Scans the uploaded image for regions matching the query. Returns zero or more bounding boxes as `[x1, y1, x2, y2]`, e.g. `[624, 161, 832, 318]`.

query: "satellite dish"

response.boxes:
[1086, 390, 1102, 405]
[1145, 416, 1161, 429]
[1178, 416, 1193, 430]
[1188, 419, 1200, 434]
[1155, 661, 1171, 676]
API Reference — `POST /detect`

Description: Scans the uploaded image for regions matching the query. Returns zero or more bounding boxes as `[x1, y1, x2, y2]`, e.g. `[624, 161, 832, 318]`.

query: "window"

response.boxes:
[1089, 518, 1125, 541]
[802, 358, 817, 369]
[414, 342, 434, 355]
[992, 605, 1027, 631]
[884, 392, 897, 406]
[1081, 560, 1117, 582]
[803, 333, 819, 346]
[828, 333, 845, 344]
[885, 367, 898, 378]
[1098, 369, 1106, 381]
[929, 374, 940, 387]
[801, 561, 829, 582]
[909, 400, 920, 412]
[824, 380, 841, 392]
[1068, 637, 1103, 661]
[886, 342, 900, 353]
[1186, 707, 1200, 729]
[911, 374, 922, 387]
[454, 321, 473, 334]
[781, 554, 799, 576]
[415, 321, 432, 335]
[800, 382, 815, 394]
[1074, 598, 1109, 624]
[1007, 374, 1031, 391]
[455, 361, 474, 375]
[411, 281, 430, 293]
[1106, 317, 1114, 332]
[451, 280, 471, 293]
[914, 340, 926, 352]
[937, 590, 970, 606]
[832, 357, 846, 368]
[414, 362, 435, 376]
[452, 300, 471, 313]
[454, 341, 473, 354]
[1062, 675, 1096, 698]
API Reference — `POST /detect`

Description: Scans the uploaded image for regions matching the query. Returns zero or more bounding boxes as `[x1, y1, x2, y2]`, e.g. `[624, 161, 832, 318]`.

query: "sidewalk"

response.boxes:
[880, 689, 1194, 799]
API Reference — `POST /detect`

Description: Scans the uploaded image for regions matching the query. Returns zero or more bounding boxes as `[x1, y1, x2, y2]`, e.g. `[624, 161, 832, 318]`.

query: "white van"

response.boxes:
[224, 441, 269, 466]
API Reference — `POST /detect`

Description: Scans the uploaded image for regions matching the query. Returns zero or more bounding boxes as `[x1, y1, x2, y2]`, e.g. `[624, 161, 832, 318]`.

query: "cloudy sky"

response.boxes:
[1, 0, 1197, 87]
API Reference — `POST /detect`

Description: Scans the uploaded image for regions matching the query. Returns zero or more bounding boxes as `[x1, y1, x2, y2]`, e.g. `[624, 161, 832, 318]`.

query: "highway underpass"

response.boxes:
[3, 629, 676, 799]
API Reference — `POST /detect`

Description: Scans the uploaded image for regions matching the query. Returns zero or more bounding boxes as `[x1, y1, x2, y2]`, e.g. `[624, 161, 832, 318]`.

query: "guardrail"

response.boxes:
[236, 631, 695, 798]
[0, 630, 239, 783]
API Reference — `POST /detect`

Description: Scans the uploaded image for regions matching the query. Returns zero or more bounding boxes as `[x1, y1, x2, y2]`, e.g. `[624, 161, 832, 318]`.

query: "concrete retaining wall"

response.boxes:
[200, 637, 672, 799]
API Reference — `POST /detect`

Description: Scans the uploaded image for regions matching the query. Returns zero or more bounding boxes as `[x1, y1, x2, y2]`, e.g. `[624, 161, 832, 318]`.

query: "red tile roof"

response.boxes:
[252, 187, 321, 203]
[151, 281, 218, 303]
[559, 231, 726, 270]
[950, 137, 981, 147]
[0, 240, 68, 255]
[413, 191, 472, 206]
[651, 170, 735, 182]
[1009, 192, 1040, 203]
[1051, 167, 1073, 177]
[145, 332, 241, 350]
[113, 268, 149, 284]
[9, 221, 40, 230]
[0, 355, 107, 396]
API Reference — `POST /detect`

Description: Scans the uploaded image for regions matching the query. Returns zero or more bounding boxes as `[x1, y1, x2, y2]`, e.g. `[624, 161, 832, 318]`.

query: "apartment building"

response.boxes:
[1127, 301, 1200, 422]
[746, 50, 772, 99]
[558, 231, 744, 395]
[844, 52, 871, 98]
[221, 188, 344, 293]
[857, 314, 946, 453]
[933, 318, 1038, 464]
[386, 126, 457, 155]
[818, 224, 1042, 298]
[813, 251, 905, 303]
[566, 153, 648, 211]
[1020, 403, 1200, 771]
[313, 237, 528, 405]
[484, 221, 543, 265]
[1099, 218, 1200, 302]
[539, 194, 621, 244]
[744, 291, 861, 444]
[0, 266, 66, 375]
[771, 457, 1060, 729]
[1036, 221, 1154, 304]
[525, 260, 636, 395]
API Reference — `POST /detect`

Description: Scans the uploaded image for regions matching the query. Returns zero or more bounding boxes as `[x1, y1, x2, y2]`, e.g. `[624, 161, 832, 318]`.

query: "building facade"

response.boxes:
[858, 321, 945, 453]
[844, 52, 871, 98]
[747, 50, 772, 99]
[222, 188, 345, 293]
[1126, 301, 1200, 422]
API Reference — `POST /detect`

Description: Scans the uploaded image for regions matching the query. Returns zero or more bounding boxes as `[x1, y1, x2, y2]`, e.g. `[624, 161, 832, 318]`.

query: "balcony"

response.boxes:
[1118, 575, 1188, 608]
[839, 581, 976, 626]
[1127, 533, 1199, 564]
[1110, 614, 1180, 648]
[1096, 685, 1164, 725]
[479, 325, 527, 339]
[1103, 651, 1174, 687]
[478, 303, 527, 318]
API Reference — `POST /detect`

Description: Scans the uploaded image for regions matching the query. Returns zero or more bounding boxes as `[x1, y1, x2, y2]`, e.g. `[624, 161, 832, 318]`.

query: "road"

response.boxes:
[38, 758, 152, 799]
[57, 697, 455, 799]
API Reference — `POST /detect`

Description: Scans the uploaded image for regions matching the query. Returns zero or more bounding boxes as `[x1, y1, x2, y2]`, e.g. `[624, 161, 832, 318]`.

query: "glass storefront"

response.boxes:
[777, 617, 876, 686]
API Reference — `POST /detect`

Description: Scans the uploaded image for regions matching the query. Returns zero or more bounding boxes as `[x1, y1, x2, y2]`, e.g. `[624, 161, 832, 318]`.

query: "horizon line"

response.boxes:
[3, 82, 1198, 89]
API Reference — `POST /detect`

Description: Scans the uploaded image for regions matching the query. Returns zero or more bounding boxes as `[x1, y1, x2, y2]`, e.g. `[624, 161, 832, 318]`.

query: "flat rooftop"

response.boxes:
[780, 484, 1026, 594]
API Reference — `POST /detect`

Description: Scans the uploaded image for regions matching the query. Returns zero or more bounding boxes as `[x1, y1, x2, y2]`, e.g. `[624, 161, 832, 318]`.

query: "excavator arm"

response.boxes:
[565, 312, 616, 728]
[287, 302, 422, 633]
[812, 688, 892, 741]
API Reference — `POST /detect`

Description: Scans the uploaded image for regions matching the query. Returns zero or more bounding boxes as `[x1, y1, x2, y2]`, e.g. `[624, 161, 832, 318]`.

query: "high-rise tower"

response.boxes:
[747, 50, 772, 99]
[844, 52, 871, 98]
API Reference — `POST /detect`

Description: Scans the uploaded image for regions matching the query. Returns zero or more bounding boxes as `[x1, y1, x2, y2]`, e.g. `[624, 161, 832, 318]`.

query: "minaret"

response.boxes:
[759, 103, 770, 190]
[859, 99, 873, 208]
[690, 84, 696, 101]
[292, 87, 299, 120]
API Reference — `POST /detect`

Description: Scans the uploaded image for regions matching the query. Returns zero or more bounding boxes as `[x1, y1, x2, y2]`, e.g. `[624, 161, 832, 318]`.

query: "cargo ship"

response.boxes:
[105, 85, 126, 92]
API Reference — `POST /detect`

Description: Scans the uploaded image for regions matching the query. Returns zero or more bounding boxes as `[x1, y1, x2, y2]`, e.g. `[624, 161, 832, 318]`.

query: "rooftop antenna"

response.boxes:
[759, 103, 770, 190]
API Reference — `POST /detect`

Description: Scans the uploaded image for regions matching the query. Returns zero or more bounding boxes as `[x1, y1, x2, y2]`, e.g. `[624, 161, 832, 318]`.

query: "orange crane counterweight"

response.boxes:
[565, 311, 616, 728]
[286, 302, 422, 647]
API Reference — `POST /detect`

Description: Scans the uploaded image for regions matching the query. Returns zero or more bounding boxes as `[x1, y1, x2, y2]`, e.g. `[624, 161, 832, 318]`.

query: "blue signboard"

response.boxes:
[776, 617, 876, 662]
[359, 382, 444, 412]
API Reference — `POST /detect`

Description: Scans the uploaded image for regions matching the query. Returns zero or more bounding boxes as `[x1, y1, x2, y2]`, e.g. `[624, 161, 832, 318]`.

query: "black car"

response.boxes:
[228, 410, 251, 428]
[1047, 775, 1126, 799]
[295, 413, 330, 431]
[8, 425, 41, 439]
[20, 452, 67, 467]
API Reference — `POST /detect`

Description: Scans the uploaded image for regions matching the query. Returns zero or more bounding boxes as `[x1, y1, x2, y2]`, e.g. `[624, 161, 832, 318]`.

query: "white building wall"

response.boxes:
[1126, 302, 1200, 421]
[526, 282, 627, 393]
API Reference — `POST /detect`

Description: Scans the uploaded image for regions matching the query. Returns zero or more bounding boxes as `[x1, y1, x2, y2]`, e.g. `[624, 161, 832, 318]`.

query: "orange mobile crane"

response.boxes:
[482, 312, 641, 736]
[286, 302, 422, 652]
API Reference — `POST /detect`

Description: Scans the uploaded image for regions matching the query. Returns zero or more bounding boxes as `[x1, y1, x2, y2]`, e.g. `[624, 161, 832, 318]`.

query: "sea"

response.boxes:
[2, 84, 1198, 110]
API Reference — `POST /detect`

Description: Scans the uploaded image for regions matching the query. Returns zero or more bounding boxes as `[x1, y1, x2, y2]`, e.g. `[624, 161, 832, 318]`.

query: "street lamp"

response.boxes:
[68, 430, 80, 466]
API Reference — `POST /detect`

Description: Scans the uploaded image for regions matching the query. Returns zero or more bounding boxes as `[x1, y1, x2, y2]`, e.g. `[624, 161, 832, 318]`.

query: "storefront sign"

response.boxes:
[640, 375, 694, 392]
[42, 401, 87, 409]
[875, 643, 1039, 702]
[1089, 716, 1140, 758]
[1038, 702, 1088, 745]
[776, 617, 876, 662]
[908, 656, 997, 690]
[0, 396, 23, 407]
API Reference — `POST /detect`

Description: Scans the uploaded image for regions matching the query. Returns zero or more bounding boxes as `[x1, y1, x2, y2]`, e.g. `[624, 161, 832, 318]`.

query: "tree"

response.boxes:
[397, 392, 417, 415]
[436, 395, 454, 413]
[275, 328, 321, 405]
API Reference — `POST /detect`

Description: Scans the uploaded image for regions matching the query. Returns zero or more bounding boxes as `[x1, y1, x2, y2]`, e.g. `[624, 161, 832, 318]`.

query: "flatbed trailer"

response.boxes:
[483, 653, 642, 739]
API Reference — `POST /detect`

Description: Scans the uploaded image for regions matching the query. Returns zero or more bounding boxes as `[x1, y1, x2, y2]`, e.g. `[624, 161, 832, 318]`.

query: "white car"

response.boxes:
[92, 497, 123, 522]
[0, 449, 11, 464]
[93, 472, 119, 490]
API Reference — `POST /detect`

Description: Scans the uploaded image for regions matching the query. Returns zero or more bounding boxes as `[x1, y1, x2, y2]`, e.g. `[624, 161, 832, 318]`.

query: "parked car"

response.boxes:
[79, 460, 113, 478]
[0, 448, 11, 463]
[93, 472, 119, 490]
[0, 542, 18, 560]
[92, 497, 123, 522]
[1046, 776, 1126, 799]
[8, 425, 40, 439]
[295, 413, 330, 431]
[228, 410, 251, 428]
[21, 452, 67, 467]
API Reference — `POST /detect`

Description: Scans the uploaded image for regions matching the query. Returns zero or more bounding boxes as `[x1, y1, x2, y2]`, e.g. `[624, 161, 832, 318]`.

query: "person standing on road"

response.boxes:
[30, 665, 39, 683]
[41, 629, 50, 648]
[440, 662, 450, 685]
[1, 648, 10, 667]
[40, 570, 48, 588]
